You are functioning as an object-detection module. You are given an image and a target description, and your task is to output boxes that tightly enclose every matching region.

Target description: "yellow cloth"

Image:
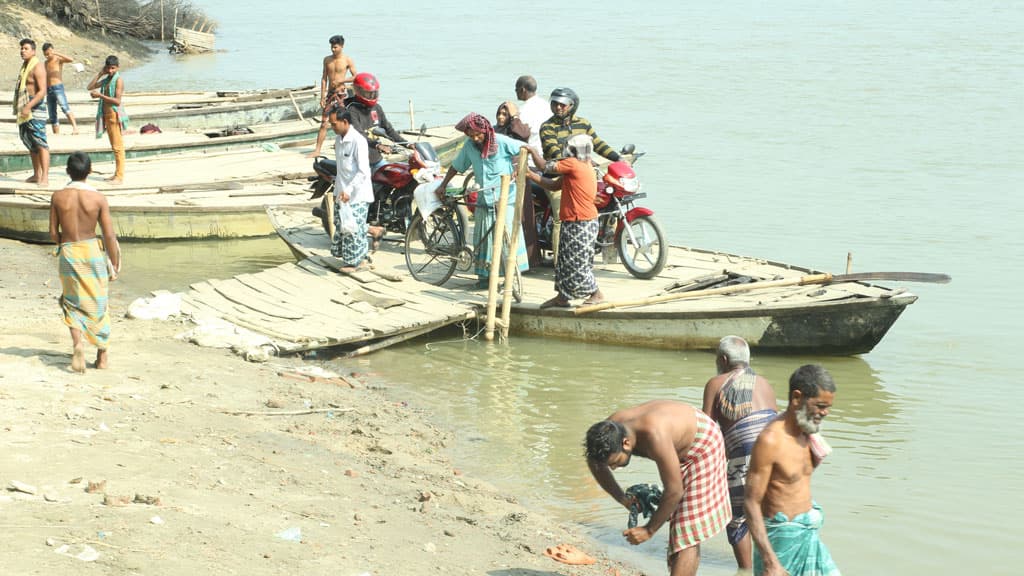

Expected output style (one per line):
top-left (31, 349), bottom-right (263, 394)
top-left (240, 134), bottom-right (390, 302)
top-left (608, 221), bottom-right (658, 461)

top-left (14, 56), bottom-right (38, 124)
top-left (58, 238), bottom-right (112, 349)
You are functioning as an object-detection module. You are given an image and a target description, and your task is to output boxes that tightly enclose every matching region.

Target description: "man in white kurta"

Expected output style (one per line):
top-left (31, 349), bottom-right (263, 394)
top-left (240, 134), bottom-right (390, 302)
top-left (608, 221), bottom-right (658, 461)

top-left (329, 108), bottom-right (374, 271)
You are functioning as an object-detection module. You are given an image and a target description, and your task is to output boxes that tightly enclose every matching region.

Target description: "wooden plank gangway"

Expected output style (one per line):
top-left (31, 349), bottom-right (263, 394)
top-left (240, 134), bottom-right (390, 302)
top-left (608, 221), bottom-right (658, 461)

top-left (178, 257), bottom-right (477, 356)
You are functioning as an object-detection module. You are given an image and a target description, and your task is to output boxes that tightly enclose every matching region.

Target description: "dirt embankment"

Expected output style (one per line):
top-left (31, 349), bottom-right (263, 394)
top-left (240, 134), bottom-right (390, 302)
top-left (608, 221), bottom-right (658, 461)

top-left (0, 237), bottom-right (636, 575)
top-left (0, 4), bottom-right (150, 88)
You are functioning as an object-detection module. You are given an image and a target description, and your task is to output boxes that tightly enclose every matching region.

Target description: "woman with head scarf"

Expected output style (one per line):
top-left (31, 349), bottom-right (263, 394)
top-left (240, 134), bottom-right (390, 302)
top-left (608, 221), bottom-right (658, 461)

top-left (436, 113), bottom-right (530, 289)
top-left (495, 100), bottom-right (539, 266)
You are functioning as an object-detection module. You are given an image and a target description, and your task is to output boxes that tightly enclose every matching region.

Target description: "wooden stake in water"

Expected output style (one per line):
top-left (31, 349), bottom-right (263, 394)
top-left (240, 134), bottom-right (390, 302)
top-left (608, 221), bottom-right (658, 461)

top-left (846, 251), bottom-right (853, 274)
top-left (499, 150), bottom-right (529, 341)
top-left (485, 174), bottom-right (512, 341)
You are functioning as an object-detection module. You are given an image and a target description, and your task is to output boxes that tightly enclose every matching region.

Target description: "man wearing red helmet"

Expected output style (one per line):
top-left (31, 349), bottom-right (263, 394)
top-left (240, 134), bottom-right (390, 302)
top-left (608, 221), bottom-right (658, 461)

top-left (308, 35), bottom-right (357, 158)
top-left (342, 72), bottom-right (408, 171)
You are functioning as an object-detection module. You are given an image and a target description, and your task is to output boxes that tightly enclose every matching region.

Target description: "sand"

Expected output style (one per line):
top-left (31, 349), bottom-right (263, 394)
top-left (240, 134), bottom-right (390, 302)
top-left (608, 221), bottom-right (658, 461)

top-left (0, 238), bottom-right (642, 575)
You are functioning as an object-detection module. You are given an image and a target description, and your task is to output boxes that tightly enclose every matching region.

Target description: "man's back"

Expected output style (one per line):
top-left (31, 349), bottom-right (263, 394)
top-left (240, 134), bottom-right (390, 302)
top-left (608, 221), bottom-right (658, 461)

top-left (611, 400), bottom-right (698, 459)
top-left (704, 369), bottom-right (777, 430)
top-left (51, 186), bottom-right (105, 242)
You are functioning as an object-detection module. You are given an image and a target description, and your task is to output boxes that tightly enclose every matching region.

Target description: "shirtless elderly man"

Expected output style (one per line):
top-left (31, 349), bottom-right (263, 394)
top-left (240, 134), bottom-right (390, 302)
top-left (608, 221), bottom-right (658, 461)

top-left (701, 335), bottom-right (778, 570)
top-left (309, 34), bottom-right (357, 157)
top-left (49, 152), bottom-right (120, 373)
top-left (744, 364), bottom-right (841, 576)
top-left (585, 400), bottom-right (730, 576)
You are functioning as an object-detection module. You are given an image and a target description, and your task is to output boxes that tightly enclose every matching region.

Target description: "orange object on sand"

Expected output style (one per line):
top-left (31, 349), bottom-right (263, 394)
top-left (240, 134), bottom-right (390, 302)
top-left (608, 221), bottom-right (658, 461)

top-left (543, 543), bottom-right (597, 565)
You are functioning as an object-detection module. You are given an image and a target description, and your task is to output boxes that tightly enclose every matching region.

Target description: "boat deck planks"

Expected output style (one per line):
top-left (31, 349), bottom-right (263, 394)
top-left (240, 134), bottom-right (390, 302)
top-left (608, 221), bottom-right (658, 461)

top-left (259, 205), bottom-right (919, 354)
top-left (179, 253), bottom-right (476, 354)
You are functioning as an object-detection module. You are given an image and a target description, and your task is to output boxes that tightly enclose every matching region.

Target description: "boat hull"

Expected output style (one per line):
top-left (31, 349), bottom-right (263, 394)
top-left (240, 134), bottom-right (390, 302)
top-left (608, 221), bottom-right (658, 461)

top-left (509, 293), bottom-right (917, 355)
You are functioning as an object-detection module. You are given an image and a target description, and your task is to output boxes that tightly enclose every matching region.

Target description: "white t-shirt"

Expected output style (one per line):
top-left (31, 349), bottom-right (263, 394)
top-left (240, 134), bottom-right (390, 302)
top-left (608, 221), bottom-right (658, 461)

top-left (518, 94), bottom-right (550, 160)
top-left (334, 128), bottom-right (374, 204)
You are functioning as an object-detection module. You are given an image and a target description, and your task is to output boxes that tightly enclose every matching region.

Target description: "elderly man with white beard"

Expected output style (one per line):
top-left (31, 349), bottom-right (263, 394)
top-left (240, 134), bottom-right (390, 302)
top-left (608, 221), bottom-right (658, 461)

top-left (744, 364), bottom-right (842, 576)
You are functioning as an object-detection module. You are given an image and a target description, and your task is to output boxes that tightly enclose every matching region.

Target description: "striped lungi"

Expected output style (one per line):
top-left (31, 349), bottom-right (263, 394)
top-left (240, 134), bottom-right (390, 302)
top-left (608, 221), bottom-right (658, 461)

top-left (669, 410), bottom-right (730, 554)
top-left (724, 409), bottom-right (778, 545)
top-left (57, 238), bottom-right (111, 348)
top-left (331, 200), bottom-right (370, 266)
top-left (554, 219), bottom-right (598, 299)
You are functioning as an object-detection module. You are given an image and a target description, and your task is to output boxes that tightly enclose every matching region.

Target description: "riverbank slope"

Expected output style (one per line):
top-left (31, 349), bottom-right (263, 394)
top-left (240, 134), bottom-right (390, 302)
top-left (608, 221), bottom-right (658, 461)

top-left (0, 237), bottom-right (636, 574)
top-left (1, 4), bottom-right (148, 87)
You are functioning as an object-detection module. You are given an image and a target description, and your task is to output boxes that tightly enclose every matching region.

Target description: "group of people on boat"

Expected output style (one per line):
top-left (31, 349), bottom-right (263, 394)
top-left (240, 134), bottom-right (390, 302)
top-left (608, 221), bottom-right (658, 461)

top-left (310, 35), bottom-right (630, 306)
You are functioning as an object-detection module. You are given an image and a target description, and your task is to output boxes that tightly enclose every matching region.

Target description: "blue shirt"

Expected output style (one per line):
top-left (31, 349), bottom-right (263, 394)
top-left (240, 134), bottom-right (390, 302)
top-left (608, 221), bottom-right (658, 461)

top-left (451, 133), bottom-right (522, 206)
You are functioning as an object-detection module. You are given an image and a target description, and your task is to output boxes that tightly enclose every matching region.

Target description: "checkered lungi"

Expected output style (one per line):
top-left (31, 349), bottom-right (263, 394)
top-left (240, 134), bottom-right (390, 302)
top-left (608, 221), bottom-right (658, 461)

top-left (331, 200), bottom-right (370, 266)
top-left (669, 410), bottom-right (730, 554)
top-left (554, 219), bottom-right (598, 299)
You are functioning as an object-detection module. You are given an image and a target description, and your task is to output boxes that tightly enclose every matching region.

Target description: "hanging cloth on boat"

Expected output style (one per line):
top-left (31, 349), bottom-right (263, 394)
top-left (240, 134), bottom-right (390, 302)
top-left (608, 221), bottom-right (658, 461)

top-left (95, 71), bottom-right (129, 139)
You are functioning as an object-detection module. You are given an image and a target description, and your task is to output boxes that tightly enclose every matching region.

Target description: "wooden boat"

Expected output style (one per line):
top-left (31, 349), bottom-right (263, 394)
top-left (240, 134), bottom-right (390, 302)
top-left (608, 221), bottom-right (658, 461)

top-left (1, 181), bottom-right (316, 243)
top-left (0, 145), bottom-right (320, 242)
top-left (0, 87), bottom-right (321, 130)
top-left (266, 206), bottom-right (919, 355)
top-left (171, 26), bottom-right (215, 54)
top-left (0, 118), bottom-right (319, 173)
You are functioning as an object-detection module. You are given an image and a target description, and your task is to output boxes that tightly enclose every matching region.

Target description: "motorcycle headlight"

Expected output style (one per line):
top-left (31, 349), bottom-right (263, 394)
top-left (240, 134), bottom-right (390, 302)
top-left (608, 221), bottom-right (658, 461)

top-left (620, 177), bottom-right (639, 193)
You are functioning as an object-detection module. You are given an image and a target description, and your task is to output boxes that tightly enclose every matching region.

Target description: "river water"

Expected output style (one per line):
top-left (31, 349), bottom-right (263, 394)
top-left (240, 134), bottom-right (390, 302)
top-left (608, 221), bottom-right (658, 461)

top-left (111, 1), bottom-right (1022, 573)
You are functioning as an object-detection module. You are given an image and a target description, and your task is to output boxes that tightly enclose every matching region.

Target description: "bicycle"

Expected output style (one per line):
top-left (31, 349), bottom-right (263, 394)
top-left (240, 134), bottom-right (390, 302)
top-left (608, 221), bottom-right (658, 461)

top-left (404, 188), bottom-right (524, 303)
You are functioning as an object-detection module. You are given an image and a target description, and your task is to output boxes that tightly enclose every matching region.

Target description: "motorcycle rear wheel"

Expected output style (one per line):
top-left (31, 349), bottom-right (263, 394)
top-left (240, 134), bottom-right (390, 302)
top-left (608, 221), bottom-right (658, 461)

top-left (617, 215), bottom-right (668, 279)
top-left (404, 209), bottom-right (464, 285)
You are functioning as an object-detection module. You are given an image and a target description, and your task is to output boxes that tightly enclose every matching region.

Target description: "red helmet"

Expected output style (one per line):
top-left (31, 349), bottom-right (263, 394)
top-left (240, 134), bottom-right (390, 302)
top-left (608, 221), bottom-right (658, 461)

top-left (353, 72), bottom-right (379, 107)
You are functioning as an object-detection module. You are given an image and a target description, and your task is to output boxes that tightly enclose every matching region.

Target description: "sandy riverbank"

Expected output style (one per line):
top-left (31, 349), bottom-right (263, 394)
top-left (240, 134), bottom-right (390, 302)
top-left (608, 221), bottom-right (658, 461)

top-left (0, 4), bottom-right (148, 88)
top-left (0, 237), bottom-right (641, 575)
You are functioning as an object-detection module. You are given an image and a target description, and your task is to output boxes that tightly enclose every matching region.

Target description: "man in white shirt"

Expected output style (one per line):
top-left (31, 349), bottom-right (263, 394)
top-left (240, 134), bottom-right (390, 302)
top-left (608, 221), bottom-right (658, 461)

top-left (329, 107), bottom-right (374, 272)
top-left (515, 75), bottom-right (549, 162)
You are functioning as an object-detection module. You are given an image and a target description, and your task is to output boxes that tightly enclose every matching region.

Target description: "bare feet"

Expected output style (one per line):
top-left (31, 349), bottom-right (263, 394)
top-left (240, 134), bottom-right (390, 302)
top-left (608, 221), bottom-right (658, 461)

top-left (105, 177), bottom-right (123, 185)
top-left (36, 180), bottom-right (49, 188)
top-left (582, 289), bottom-right (605, 305)
top-left (71, 342), bottom-right (86, 374)
top-left (25, 175), bottom-right (37, 183)
top-left (72, 128), bottom-right (80, 135)
top-left (95, 349), bottom-right (109, 370)
top-left (306, 150), bottom-right (322, 158)
top-left (539, 295), bottom-right (572, 309)
top-left (543, 544), bottom-right (596, 565)
top-left (339, 261), bottom-right (370, 274)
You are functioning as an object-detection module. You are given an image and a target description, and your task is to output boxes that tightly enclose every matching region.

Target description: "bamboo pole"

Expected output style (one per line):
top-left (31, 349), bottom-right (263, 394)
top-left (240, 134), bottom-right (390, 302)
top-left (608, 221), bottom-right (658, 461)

top-left (288, 91), bottom-right (304, 121)
top-left (499, 150), bottom-right (529, 341)
top-left (160, 0), bottom-right (165, 42)
top-left (484, 174), bottom-right (512, 341)
top-left (408, 99), bottom-right (415, 131)
top-left (575, 273), bottom-right (834, 315)
top-left (846, 252), bottom-right (853, 274)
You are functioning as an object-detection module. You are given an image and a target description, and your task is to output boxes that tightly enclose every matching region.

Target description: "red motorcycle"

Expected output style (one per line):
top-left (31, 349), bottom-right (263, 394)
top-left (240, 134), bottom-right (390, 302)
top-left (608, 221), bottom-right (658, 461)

top-left (309, 129), bottom-right (441, 237)
top-left (533, 149), bottom-right (668, 279)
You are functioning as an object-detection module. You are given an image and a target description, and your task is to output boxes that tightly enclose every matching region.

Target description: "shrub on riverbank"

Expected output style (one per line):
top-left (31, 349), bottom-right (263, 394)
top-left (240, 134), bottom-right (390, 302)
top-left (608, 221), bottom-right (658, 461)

top-left (30, 0), bottom-right (215, 41)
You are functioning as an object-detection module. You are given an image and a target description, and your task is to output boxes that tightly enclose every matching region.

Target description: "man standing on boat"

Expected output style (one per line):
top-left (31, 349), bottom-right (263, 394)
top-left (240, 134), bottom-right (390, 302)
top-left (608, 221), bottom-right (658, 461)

top-left (585, 400), bottom-right (730, 576)
top-left (42, 42), bottom-right (79, 135)
top-left (328, 107), bottom-right (373, 273)
top-left (88, 55), bottom-right (127, 184)
top-left (538, 87), bottom-right (622, 264)
top-left (308, 35), bottom-right (357, 158)
top-left (15, 38), bottom-right (50, 187)
top-left (701, 335), bottom-right (778, 571)
top-left (513, 75), bottom-right (548, 163)
top-left (745, 364), bottom-right (841, 576)
top-left (49, 151), bottom-right (120, 373)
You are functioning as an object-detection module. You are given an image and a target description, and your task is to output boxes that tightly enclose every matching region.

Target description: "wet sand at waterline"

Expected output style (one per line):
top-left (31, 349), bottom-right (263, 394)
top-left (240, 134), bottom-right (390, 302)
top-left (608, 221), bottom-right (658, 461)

top-left (0, 237), bottom-right (634, 575)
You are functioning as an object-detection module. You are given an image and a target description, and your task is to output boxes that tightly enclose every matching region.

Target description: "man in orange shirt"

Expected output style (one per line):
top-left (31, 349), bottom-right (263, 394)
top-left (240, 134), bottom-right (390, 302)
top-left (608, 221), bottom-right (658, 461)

top-left (526, 134), bottom-right (604, 308)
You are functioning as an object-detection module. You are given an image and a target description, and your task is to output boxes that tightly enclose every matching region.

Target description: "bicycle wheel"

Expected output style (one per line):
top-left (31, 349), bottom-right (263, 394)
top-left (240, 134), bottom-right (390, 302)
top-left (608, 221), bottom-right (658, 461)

top-left (404, 209), bottom-right (463, 285)
top-left (502, 229), bottom-right (524, 303)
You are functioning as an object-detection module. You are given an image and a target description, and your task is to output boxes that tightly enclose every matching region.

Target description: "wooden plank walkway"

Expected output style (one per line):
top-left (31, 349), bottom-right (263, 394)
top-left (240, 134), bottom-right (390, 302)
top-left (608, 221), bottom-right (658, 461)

top-left (178, 257), bottom-right (477, 355)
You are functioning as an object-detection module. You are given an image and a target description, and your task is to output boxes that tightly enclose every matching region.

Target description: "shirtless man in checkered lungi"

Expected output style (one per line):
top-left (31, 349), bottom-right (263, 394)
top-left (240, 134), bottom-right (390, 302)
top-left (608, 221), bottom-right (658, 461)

top-left (586, 401), bottom-right (730, 576)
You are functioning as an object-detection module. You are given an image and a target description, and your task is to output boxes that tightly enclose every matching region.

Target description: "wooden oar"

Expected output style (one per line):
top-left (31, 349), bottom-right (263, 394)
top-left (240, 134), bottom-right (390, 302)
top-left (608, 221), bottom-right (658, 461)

top-left (574, 271), bottom-right (951, 315)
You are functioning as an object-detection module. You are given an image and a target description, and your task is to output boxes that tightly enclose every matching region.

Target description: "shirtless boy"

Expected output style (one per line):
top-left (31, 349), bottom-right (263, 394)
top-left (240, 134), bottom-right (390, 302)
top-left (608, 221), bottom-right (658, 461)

top-left (585, 400), bottom-right (730, 576)
top-left (49, 152), bottom-right (120, 373)
top-left (15, 39), bottom-right (50, 187)
top-left (308, 34), bottom-right (357, 157)
top-left (744, 364), bottom-right (841, 576)
top-left (42, 42), bottom-right (79, 134)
